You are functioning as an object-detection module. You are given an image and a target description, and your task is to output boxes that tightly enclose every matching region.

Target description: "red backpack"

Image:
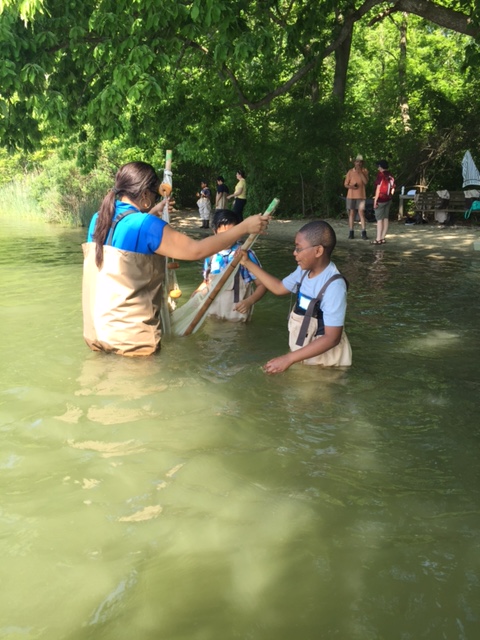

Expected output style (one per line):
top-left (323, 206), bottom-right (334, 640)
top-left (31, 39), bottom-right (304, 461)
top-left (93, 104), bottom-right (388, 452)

top-left (378, 172), bottom-right (395, 200)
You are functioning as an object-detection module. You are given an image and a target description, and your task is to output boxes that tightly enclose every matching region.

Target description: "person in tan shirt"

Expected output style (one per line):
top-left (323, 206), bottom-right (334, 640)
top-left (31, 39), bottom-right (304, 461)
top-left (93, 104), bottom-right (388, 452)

top-left (344, 155), bottom-right (369, 239)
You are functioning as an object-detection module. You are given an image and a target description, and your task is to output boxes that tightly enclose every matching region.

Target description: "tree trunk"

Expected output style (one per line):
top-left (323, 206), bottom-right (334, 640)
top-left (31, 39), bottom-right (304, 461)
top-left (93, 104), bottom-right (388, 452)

top-left (332, 24), bottom-right (353, 103)
top-left (398, 13), bottom-right (411, 133)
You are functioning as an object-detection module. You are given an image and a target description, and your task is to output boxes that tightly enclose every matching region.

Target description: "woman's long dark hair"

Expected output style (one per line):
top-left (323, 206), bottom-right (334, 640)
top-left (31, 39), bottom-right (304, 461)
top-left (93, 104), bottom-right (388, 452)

top-left (93, 161), bottom-right (159, 268)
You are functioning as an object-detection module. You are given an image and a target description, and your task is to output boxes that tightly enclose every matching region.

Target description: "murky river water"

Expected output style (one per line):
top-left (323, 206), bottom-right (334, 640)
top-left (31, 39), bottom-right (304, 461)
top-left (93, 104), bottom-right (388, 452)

top-left (1, 215), bottom-right (479, 639)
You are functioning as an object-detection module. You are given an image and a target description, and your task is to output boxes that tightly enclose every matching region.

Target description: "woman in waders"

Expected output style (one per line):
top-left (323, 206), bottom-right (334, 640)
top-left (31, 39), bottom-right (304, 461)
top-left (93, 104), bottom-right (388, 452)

top-left (82, 162), bottom-right (270, 356)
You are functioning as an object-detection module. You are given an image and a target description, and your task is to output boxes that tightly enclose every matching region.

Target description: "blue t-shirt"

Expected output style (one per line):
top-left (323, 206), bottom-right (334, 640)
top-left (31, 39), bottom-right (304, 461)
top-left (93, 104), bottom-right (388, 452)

top-left (203, 241), bottom-right (260, 284)
top-left (87, 201), bottom-right (167, 254)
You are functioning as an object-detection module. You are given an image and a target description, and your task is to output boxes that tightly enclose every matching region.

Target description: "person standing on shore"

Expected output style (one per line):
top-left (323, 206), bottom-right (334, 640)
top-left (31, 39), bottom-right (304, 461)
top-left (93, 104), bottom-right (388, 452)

top-left (344, 155), bottom-right (369, 240)
top-left (196, 180), bottom-right (212, 229)
top-left (215, 176), bottom-right (230, 212)
top-left (227, 170), bottom-right (247, 222)
top-left (372, 160), bottom-right (395, 245)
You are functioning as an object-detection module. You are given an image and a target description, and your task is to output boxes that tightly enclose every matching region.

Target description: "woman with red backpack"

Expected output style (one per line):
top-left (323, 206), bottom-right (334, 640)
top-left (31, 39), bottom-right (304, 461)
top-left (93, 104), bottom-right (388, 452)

top-left (372, 160), bottom-right (395, 245)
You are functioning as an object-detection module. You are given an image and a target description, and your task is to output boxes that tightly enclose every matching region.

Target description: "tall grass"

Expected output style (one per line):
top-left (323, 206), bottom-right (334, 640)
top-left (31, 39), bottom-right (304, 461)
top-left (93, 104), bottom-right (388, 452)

top-left (0, 158), bottom-right (113, 227)
top-left (0, 177), bottom-right (106, 226)
top-left (2, 179), bottom-right (43, 220)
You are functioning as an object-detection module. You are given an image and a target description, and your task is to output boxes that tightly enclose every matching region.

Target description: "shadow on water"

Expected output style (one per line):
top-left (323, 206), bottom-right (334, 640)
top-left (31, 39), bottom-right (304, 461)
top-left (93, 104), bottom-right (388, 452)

top-left (1, 216), bottom-right (480, 639)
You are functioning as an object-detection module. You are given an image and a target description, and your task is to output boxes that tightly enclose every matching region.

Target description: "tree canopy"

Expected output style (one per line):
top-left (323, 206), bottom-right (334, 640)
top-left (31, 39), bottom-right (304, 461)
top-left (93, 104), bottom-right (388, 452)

top-left (1, 0), bottom-right (480, 215)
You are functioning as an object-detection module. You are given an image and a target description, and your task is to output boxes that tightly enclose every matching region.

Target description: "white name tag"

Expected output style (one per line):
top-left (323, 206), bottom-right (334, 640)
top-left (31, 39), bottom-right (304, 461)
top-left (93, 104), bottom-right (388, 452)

top-left (298, 293), bottom-right (312, 311)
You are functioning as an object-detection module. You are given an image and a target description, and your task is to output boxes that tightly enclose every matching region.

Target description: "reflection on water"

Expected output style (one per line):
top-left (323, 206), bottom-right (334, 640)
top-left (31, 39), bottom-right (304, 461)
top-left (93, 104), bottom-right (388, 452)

top-left (1, 216), bottom-right (480, 639)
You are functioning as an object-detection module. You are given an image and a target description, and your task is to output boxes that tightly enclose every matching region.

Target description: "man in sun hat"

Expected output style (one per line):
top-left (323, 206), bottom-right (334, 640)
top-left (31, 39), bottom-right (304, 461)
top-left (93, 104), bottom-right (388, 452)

top-left (344, 154), bottom-right (369, 240)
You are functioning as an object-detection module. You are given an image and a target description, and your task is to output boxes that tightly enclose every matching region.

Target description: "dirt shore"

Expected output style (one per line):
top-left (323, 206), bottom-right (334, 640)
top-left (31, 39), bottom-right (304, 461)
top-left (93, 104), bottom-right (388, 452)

top-left (171, 209), bottom-right (480, 256)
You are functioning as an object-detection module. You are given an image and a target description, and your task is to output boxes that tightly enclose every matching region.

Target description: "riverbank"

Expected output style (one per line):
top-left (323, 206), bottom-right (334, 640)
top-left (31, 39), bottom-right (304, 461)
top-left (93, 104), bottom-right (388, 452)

top-left (170, 209), bottom-right (480, 256)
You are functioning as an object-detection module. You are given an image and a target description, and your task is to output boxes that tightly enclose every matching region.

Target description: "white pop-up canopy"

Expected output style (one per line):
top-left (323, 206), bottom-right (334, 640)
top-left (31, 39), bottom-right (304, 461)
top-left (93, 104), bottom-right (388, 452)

top-left (462, 150), bottom-right (480, 188)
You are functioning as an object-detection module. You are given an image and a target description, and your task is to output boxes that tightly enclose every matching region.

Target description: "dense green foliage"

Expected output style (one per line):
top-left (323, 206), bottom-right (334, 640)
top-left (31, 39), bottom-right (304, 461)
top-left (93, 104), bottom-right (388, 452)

top-left (1, 0), bottom-right (480, 221)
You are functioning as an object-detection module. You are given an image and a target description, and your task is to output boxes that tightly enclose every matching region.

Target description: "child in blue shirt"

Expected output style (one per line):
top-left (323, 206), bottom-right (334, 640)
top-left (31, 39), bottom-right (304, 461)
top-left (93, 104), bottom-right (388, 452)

top-left (194, 210), bottom-right (266, 322)
top-left (240, 220), bottom-right (352, 373)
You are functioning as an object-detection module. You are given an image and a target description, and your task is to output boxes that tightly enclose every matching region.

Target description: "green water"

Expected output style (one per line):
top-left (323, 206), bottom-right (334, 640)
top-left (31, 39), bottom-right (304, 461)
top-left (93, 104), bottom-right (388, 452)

top-left (1, 216), bottom-right (479, 639)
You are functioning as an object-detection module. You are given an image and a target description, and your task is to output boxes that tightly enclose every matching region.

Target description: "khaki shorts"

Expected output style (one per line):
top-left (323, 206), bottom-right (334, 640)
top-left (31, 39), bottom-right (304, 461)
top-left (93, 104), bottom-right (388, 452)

top-left (374, 200), bottom-right (391, 221)
top-left (346, 198), bottom-right (366, 211)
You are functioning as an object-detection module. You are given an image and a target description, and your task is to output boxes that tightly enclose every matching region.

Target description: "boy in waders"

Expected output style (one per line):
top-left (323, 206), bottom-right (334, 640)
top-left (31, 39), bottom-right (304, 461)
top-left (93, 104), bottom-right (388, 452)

top-left (193, 210), bottom-right (267, 322)
top-left (239, 220), bottom-right (352, 374)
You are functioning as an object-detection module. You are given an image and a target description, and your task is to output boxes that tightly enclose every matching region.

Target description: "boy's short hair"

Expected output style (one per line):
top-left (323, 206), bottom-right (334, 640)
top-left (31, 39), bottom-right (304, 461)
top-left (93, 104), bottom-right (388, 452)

top-left (213, 209), bottom-right (239, 231)
top-left (298, 221), bottom-right (336, 257)
top-left (216, 176), bottom-right (225, 182)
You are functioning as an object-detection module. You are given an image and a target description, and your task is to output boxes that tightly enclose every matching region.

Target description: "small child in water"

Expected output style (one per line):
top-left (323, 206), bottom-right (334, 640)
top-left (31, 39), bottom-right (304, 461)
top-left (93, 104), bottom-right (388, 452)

top-left (240, 220), bottom-right (352, 373)
top-left (194, 210), bottom-right (266, 322)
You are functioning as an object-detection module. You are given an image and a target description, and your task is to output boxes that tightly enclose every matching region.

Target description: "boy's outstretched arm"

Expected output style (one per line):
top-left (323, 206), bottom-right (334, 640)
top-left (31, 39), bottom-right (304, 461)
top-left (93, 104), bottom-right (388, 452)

top-left (234, 283), bottom-right (267, 314)
top-left (263, 325), bottom-right (343, 375)
top-left (239, 251), bottom-right (290, 296)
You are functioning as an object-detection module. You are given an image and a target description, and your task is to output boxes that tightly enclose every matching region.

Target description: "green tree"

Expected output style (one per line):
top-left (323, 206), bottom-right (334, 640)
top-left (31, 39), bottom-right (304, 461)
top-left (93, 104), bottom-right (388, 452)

top-left (1, 0), bottom-right (479, 216)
